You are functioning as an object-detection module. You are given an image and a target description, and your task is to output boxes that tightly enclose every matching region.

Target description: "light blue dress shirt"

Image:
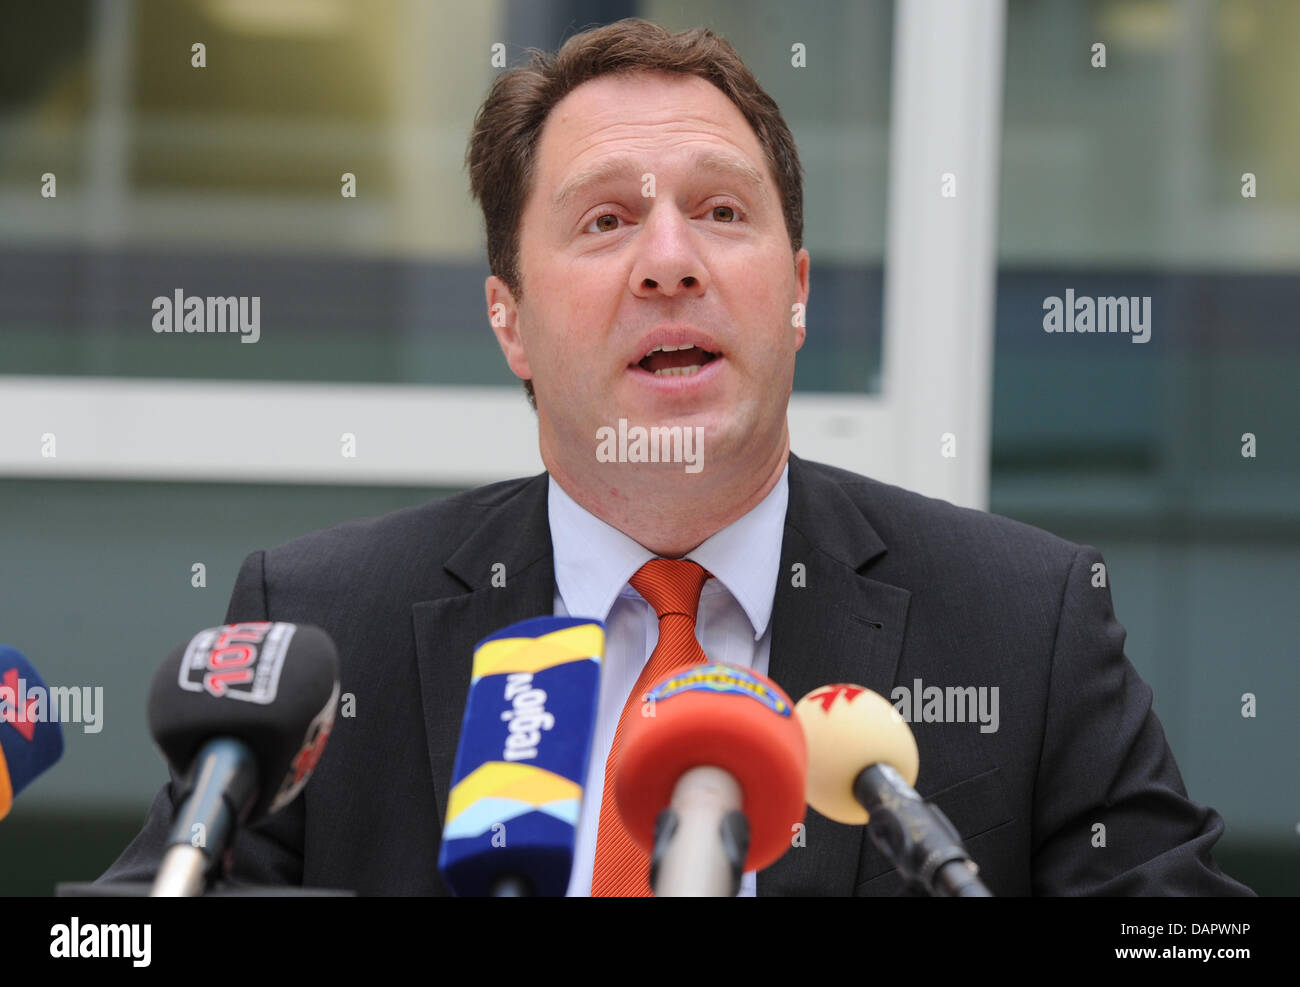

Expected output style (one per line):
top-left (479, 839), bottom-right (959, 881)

top-left (550, 464), bottom-right (790, 897)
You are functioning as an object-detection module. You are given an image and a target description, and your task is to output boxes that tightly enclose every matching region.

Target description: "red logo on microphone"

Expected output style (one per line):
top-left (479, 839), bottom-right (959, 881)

top-left (290, 721), bottom-right (331, 785)
top-left (804, 684), bottom-right (865, 714)
top-left (0, 668), bottom-right (38, 742)
top-left (179, 622), bottom-right (293, 704)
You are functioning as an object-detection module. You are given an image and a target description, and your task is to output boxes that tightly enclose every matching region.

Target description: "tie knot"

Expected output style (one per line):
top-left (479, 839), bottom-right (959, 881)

top-left (629, 558), bottom-right (710, 621)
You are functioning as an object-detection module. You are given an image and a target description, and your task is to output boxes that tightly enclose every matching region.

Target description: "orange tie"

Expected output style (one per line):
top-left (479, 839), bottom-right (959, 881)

top-left (590, 558), bottom-right (710, 896)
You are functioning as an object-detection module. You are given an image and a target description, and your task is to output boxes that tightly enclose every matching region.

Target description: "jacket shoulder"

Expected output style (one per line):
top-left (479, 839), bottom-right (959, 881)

top-left (249, 474), bottom-right (544, 608)
top-left (797, 458), bottom-right (1083, 567)
top-left (272, 475), bottom-right (535, 557)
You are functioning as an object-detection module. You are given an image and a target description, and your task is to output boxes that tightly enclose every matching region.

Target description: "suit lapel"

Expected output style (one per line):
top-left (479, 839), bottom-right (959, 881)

top-left (758, 455), bottom-right (912, 896)
top-left (412, 474), bottom-right (556, 826)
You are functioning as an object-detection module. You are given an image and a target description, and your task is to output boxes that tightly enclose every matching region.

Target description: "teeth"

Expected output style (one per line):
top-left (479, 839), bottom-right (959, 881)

top-left (652, 365), bottom-right (703, 378)
top-left (644, 343), bottom-right (700, 358)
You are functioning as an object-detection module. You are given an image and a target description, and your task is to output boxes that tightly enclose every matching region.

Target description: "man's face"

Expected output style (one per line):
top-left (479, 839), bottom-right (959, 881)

top-left (488, 71), bottom-right (809, 478)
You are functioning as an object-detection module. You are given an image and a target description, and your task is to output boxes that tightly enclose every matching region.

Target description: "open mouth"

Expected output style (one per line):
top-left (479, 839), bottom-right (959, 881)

top-left (632, 344), bottom-right (721, 378)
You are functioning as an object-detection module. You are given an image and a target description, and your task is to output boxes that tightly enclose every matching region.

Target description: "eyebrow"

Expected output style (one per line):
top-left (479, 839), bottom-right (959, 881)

top-left (551, 150), bottom-right (771, 215)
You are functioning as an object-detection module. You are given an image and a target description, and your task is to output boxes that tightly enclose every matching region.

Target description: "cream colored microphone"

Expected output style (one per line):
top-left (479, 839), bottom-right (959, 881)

top-left (795, 684), bottom-right (991, 897)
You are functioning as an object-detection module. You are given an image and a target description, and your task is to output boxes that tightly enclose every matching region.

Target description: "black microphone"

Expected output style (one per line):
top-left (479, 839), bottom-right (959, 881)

top-left (852, 763), bottom-right (990, 897)
top-left (146, 622), bottom-right (339, 896)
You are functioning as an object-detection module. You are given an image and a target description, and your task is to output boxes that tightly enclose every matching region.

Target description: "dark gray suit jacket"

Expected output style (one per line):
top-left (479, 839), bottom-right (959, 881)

top-left (101, 455), bottom-right (1253, 895)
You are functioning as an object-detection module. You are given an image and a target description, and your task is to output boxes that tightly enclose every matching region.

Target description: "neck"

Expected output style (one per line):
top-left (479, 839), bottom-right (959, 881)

top-left (545, 432), bottom-right (790, 558)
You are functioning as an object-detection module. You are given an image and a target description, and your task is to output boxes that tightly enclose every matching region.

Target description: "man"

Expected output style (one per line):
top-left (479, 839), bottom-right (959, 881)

top-left (101, 18), bottom-right (1252, 896)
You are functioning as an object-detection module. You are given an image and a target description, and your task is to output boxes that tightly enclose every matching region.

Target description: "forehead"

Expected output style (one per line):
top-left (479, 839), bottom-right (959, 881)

top-left (531, 71), bottom-right (774, 209)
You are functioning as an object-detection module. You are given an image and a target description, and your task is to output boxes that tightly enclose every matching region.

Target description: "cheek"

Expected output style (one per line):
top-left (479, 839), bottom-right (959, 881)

top-left (729, 262), bottom-right (800, 352)
top-left (560, 296), bottom-right (617, 358)
top-left (736, 244), bottom-right (793, 301)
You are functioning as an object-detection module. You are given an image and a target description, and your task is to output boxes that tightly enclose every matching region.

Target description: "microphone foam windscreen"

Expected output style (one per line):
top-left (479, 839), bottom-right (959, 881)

top-left (615, 662), bottom-right (806, 872)
top-left (0, 646), bottom-right (65, 820)
top-left (440, 616), bottom-right (604, 897)
top-left (795, 684), bottom-right (919, 824)
top-left (147, 622), bottom-right (339, 820)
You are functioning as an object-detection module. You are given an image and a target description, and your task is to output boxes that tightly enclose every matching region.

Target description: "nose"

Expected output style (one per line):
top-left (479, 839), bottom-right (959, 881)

top-left (628, 207), bottom-right (708, 299)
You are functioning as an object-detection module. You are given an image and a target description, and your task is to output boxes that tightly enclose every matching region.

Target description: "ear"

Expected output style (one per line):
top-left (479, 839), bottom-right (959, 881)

top-left (485, 275), bottom-right (533, 381)
top-left (792, 248), bottom-right (811, 351)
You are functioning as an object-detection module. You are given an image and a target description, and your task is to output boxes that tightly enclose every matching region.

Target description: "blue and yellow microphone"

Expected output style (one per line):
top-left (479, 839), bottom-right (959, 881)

top-left (438, 616), bottom-right (604, 896)
top-left (0, 646), bottom-right (65, 822)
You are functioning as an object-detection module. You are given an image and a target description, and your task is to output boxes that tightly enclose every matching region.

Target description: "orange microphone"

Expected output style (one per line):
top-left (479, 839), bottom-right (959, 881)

top-left (615, 662), bottom-right (806, 896)
top-left (795, 684), bottom-right (992, 897)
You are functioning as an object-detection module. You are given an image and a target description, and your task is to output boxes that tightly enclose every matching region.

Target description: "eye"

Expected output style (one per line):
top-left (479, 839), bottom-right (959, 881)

top-left (582, 201), bottom-right (744, 234)
top-left (585, 212), bottom-right (623, 234)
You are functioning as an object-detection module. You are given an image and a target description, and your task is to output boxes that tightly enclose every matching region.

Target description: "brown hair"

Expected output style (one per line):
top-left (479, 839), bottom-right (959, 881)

top-left (465, 17), bottom-right (805, 408)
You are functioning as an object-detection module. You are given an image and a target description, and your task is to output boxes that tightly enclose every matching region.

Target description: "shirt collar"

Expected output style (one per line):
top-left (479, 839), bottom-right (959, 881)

top-left (547, 464), bottom-right (789, 641)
